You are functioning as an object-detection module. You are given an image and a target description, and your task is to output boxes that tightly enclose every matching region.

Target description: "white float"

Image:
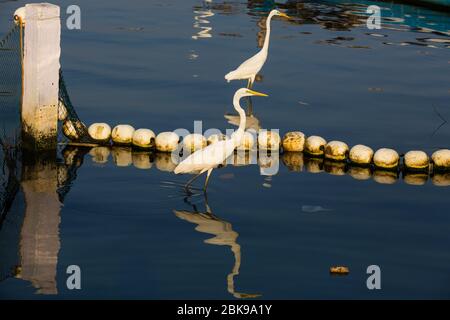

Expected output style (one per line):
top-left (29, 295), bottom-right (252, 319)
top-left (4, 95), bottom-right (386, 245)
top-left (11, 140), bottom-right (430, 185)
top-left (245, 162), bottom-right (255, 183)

top-left (62, 119), bottom-right (82, 141)
top-left (88, 123), bottom-right (112, 143)
top-left (182, 134), bottom-right (207, 153)
top-left (155, 132), bottom-right (180, 152)
top-left (431, 149), bottom-right (450, 170)
top-left (237, 131), bottom-right (255, 151)
top-left (324, 141), bottom-right (349, 161)
top-left (373, 148), bottom-right (399, 169)
top-left (258, 130), bottom-right (281, 150)
top-left (349, 145), bottom-right (374, 165)
top-left (112, 124), bottom-right (135, 145)
top-left (207, 134), bottom-right (228, 145)
top-left (132, 129), bottom-right (155, 149)
top-left (58, 102), bottom-right (68, 121)
top-left (404, 150), bottom-right (429, 170)
top-left (304, 136), bottom-right (326, 156)
top-left (282, 131), bottom-right (305, 152)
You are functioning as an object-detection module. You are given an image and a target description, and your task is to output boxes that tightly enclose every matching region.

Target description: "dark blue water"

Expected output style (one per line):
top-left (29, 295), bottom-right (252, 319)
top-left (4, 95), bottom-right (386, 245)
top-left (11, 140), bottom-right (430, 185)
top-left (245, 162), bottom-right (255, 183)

top-left (0, 0), bottom-right (449, 299)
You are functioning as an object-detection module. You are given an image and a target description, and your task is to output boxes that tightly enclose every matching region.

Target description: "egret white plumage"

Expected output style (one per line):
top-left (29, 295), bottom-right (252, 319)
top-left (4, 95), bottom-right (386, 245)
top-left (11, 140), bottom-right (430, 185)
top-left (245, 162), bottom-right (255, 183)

top-left (174, 88), bottom-right (268, 192)
top-left (224, 9), bottom-right (290, 88)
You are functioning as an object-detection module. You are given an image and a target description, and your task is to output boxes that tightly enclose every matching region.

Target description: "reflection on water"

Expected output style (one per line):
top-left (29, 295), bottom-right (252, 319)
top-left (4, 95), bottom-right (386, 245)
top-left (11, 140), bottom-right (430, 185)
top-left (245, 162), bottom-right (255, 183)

top-left (0, 0), bottom-right (449, 299)
top-left (19, 153), bottom-right (62, 295)
top-left (174, 195), bottom-right (261, 299)
top-left (0, 148), bottom-right (85, 294)
top-left (192, 2), bottom-right (215, 40)
top-left (225, 97), bottom-right (262, 131)
top-left (210, 0), bottom-right (450, 48)
top-left (85, 146), bottom-right (450, 187)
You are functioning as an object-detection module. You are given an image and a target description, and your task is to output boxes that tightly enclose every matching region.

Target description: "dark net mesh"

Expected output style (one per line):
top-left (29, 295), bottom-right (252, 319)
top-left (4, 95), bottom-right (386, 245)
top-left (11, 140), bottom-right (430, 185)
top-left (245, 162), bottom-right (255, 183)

top-left (0, 23), bottom-right (22, 282)
top-left (58, 70), bottom-right (98, 145)
top-left (0, 23), bottom-right (22, 149)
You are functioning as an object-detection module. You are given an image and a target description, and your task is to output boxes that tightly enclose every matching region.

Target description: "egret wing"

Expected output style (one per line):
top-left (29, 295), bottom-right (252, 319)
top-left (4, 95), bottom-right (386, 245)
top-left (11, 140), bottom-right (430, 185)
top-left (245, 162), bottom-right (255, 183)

top-left (174, 140), bottom-right (234, 174)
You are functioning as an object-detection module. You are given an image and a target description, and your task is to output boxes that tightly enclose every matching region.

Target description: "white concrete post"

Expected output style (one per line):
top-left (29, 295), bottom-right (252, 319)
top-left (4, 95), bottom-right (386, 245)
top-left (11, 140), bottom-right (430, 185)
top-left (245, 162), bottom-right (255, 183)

top-left (21, 3), bottom-right (61, 151)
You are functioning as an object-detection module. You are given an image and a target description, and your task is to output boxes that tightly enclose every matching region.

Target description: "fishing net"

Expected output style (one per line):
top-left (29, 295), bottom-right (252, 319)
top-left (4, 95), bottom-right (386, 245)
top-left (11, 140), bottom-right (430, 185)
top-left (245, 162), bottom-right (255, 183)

top-left (58, 70), bottom-right (99, 145)
top-left (0, 23), bottom-right (22, 222)
top-left (0, 23), bottom-right (22, 282)
top-left (0, 23), bottom-right (22, 150)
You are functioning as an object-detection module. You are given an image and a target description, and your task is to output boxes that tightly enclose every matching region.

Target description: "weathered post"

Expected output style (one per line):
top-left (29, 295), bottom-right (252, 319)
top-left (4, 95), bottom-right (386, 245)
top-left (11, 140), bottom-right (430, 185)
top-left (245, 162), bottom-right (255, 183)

top-left (21, 3), bottom-right (60, 151)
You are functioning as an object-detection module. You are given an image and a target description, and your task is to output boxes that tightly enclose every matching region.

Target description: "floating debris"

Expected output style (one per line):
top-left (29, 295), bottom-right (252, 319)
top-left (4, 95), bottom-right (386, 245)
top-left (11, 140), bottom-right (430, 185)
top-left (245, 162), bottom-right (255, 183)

top-left (330, 266), bottom-right (349, 275)
top-left (302, 205), bottom-right (332, 213)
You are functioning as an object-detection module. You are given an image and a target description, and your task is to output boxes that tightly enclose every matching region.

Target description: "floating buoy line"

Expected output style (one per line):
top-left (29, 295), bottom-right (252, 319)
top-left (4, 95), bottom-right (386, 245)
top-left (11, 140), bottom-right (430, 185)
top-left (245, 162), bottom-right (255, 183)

top-left (59, 119), bottom-right (450, 187)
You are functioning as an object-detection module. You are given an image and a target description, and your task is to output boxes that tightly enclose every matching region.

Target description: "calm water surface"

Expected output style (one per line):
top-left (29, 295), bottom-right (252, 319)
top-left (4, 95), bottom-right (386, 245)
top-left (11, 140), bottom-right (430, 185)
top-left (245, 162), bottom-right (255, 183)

top-left (0, 0), bottom-right (449, 299)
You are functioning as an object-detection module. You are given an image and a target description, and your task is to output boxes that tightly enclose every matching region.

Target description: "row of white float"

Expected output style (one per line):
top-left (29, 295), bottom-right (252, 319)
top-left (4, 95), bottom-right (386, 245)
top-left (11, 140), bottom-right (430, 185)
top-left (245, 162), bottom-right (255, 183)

top-left (63, 122), bottom-right (450, 172)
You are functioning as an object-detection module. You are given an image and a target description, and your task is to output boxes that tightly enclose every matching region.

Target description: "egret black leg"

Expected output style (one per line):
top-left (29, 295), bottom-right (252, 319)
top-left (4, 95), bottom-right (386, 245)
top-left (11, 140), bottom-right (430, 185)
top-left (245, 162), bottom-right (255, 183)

top-left (203, 169), bottom-right (213, 192)
top-left (184, 172), bottom-right (202, 193)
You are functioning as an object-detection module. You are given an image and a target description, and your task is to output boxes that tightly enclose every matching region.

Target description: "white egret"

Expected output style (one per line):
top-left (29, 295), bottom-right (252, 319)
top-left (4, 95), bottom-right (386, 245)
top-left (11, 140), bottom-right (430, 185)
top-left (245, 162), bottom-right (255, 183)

top-left (224, 9), bottom-right (291, 88)
top-left (174, 88), bottom-right (268, 192)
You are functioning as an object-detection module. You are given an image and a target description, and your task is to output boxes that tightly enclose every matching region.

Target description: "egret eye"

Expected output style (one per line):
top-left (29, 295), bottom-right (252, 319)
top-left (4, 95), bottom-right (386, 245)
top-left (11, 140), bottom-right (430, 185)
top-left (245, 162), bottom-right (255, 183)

top-left (14, 15), bottom-right (19, 21)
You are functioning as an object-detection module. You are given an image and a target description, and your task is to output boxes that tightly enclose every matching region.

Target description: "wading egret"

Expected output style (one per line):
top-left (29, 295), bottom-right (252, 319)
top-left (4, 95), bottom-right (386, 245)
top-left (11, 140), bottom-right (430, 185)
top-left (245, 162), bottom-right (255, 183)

top-left (174, 88), bottom-right (268, 192)
top-left (224, 9), bottom-right (290, 88)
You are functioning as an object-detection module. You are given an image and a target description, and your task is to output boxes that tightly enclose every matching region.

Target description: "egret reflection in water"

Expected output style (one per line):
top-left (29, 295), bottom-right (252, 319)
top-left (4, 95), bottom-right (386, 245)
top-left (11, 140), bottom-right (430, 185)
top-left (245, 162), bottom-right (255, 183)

top-left (192, 1), bottom-right (215, 40)
top-left (174, 195), bottom-right (261, 299)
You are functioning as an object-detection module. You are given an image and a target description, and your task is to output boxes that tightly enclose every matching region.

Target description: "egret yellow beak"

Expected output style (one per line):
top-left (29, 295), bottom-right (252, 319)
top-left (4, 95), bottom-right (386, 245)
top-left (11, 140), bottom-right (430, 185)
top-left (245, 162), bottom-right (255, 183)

top-left (278, 12), bottom-right (291, 19)
top-left (246, 89), bottom-right (268, 97)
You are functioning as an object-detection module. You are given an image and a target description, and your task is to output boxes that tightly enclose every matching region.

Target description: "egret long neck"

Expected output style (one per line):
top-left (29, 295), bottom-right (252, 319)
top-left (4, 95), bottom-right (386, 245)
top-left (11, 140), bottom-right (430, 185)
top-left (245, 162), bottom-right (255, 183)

top-left (232, 95), bottom-right (246, 146)
top-left (262, 13), bottom-right (273, 53)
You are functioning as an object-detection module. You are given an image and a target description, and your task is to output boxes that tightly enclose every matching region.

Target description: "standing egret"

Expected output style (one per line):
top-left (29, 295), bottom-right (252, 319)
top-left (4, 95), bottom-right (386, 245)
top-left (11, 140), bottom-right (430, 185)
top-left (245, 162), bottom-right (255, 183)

top-left (174, 88), bottom-right (268, 192)
top-left (224, 10), bottom-right (291, 88)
